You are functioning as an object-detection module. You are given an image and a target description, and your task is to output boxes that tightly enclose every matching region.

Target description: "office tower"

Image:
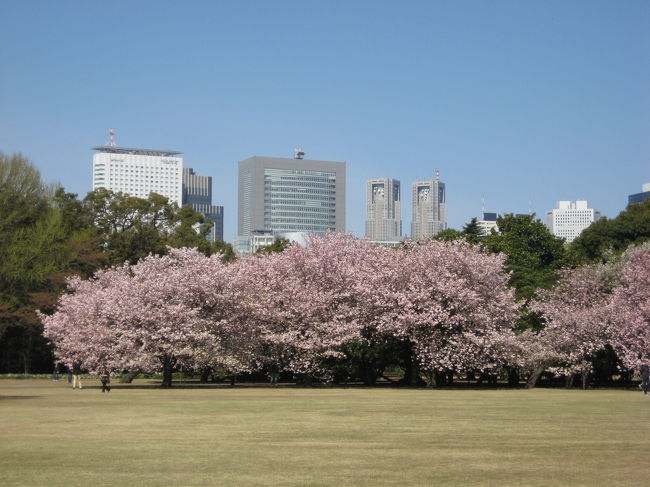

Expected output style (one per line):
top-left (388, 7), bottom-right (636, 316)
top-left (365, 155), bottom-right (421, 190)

top-left (411, 174), bottom-right (446, 240)
top-left (628, 183), bottom-right (650, 206)
top-left (365, 178), bottom-right (402, 243)
top-left (477, 212), bottom-right (498, 236)
top-left (92, 142), bottom-right (183, 206)
top-left (546, 200), bottom-right (601, 243)
top-left (183, 168), bottom-right (224, 242)
top-left (237, 152), bottom-right (345, 253)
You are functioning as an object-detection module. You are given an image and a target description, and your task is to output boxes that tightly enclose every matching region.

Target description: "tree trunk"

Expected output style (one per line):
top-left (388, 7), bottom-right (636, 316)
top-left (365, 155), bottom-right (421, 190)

top-left (21, 333), bottom-right (33, 375)
top-left (525, 366), bottom-right (545, 389)
top-left (446, 371), bottom-right (454, 385)
top-left (507, 368), bottom-right (520, 387)
top-left (425, 370), bottom-right (436, 388)
top-left (401, 342), bottom-right (420, 386)
top-left (200, 367), bottom-right (211, 384)
top-left (160, 356), bottom-right (175, 388)
top-left (119, 370), bottom-right (139, 383)
top-left (581, 372), bottom-right (588, 390)
top-left (565, 374), bottom-right (575, 388)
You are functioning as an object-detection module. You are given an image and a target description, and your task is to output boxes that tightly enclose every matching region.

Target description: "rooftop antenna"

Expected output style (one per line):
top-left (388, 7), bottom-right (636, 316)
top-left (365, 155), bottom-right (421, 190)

top-left (294, 147), bottom-right (305, 159)
top-left (106, 128), bottom-right (116, 147)
top-left (435, 168), bottom-right (440, 181)
top-left (481, 194), bottom-right (485, 216)
top-left (528, 198), bottom-right (533, 215)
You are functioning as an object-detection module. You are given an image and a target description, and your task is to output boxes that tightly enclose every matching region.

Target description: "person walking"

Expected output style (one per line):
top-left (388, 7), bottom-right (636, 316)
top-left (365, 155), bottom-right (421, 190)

top-left (51, 363), bottom-right (60, 382)
top-left (100, 367), bottom-right (111, 393)
top-left (72, 361), bottom-right (83, 389)
top-left (641, 359), bottom-right (649, 396)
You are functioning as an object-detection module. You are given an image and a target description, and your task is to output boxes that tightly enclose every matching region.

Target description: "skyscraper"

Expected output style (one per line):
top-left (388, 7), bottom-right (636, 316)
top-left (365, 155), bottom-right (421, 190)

top-left (411, 175), bottom-right (446, 240)
top-left (365, 178), bottom-right (402, 243)
top-left (546, 200), bottom-right (601, 243)
top-left (92, 145), bottom-right (183, 206)
top-left (237, 152), bottom-right (345, 252)
top-left (183, 167), bottom-right (224, 242)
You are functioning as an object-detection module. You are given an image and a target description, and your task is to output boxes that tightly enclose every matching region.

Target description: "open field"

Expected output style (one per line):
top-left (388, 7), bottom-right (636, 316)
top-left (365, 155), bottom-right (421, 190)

top-left (1, 380), bottom-right (649, 487)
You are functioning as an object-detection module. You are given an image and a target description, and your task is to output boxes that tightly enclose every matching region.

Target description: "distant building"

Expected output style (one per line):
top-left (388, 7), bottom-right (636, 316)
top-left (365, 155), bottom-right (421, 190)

top-left (237, 151), bottom-right (345, 253)
top-left (546, 200), bottom-right (601, 243)
top-left (628, 183), bottom-right (650, 206)
top-left (182, 168), bottom-right (224, 241)
top-left (235, 230), bottom-right (310, 255)
top-left (365, 178), bottom-right (402, 243)
top-left (92, 145), bottom-right (183, 206)
top-left (477, 212), bottom-right (498, 236)
top-left (411, 175), bottom-right (446, 240)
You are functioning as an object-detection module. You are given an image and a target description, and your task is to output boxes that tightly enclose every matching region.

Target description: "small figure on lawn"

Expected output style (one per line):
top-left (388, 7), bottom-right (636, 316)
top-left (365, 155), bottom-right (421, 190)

top-left (71, 361), bottom-right (83, 389)
top-left (100, 367), bottom-right (111, 393)
top-left (640, 358), bottom-right (649, 396)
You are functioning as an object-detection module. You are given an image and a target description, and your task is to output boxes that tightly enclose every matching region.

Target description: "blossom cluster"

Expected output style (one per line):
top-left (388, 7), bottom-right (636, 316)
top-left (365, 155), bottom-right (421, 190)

top-left (41, 234), bottom-right (520, 379)
top-left (40, 234), bottom-right (650, 382)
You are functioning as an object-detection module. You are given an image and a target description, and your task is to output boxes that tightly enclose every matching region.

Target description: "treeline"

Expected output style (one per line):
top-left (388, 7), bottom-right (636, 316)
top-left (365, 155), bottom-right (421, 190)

top-left (0, 152), bottom-right (234, 373)
top-left (4, 151), bottom-right (650, 386)
top-left (41, 234), bottom-right (650, 389)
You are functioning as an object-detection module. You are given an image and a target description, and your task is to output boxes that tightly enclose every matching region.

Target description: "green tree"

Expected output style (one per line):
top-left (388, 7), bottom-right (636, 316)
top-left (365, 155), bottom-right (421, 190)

top-left (82, 189), bottom-right (229, 265)
top-left (462, 217), bottom-right (484, 244)
top-left (569, 199), bottom-right (650, 262)
top-left (484, 214), bottom-right (566, 302)
top-left (0, 153), bottom-right (71, 373)
top-left (255, 236), bottom-right (291, 254)
top-left (432, 228), bottom-right (463, 242)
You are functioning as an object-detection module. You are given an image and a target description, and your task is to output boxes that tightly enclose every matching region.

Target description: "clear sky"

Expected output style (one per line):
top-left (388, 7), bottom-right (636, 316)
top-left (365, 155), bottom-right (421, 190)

top-left (1, 0), bottom-right (649, 242)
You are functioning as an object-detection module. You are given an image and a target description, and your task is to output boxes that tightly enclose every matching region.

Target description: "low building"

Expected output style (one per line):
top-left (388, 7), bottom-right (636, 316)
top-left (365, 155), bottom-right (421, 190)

top-left (546, 200), bottom-right (601, 243)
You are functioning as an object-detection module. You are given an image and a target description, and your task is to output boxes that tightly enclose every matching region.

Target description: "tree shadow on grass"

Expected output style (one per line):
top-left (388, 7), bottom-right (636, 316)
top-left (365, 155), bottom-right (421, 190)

top-left (0, 395), bottom-right (41, 400)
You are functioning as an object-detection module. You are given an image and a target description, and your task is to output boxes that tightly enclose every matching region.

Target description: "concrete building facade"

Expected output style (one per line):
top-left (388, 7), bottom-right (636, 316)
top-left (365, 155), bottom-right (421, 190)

top-left (365, 178), bottom-right (402, 243)
top-left (477, 212), bottom-right (499, 236)
top-left (411, 177), bottom-right (446, 240)
top-left (92, 146), bottom-right (183, 206)
top-left (238, 154), bottom-right (346, 249)
top-left (546, 200), bottom-right (601, 243)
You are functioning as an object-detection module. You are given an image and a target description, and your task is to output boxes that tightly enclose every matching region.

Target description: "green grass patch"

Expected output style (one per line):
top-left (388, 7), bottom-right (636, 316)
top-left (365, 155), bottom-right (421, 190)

top-left (1, 380), bottom-right (648, 486)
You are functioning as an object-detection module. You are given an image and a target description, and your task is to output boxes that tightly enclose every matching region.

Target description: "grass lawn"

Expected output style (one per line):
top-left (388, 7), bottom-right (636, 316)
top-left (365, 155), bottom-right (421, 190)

top-left (1, 380), bottom-right (649, 487)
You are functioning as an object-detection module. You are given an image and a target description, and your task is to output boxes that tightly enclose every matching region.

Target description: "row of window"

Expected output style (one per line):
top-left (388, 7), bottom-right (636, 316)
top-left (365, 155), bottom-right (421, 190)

top-left (265, 181), bottom-right (336, 189)
top-left (265, 217), bottom-right (335, 224)
top-left (269, 224), bottom-right (335, 232)
top-left (264, 206), bottom-right (335, 213)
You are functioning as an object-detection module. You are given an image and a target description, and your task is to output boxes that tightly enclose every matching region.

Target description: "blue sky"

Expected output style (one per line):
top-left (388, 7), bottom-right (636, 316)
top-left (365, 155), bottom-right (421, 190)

top-left (1, 1), bottom-right (649, 242)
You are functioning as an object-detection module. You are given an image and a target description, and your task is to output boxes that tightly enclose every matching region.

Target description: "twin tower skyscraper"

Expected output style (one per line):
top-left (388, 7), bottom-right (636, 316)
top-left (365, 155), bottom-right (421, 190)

top-left (365, 176), bottom-right (446, 243)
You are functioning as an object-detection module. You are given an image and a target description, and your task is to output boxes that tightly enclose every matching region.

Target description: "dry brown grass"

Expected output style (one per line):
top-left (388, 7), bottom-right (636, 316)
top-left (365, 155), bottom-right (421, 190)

top-left (1, 379), bottom-right (649, 486)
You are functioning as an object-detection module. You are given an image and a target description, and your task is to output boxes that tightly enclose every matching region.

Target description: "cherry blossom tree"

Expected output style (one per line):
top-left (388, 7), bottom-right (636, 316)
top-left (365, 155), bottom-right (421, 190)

top-left (41, 248), bottom-right (238, 387)
top-left (608, 249), bottom-right (650, 372)
top-left (373, 239), bottom-right (520, 386)
top-left (525, 242), bottom-right (650, 388)
top-left (234, 233), bottom-right (385, 381)
top-left (525, 265), bottom-right (613, 388)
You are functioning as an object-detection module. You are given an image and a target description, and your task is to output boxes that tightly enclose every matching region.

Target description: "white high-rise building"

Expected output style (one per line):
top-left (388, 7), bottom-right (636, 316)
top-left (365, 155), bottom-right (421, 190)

top-left (546, 200), bottom-right (601, 243)
top-left (411, 176), bottom-right (446, 240)
top-left (365, 178), bottom-right (402, 243)
top-left (92, 145), bottom-right (183, 206)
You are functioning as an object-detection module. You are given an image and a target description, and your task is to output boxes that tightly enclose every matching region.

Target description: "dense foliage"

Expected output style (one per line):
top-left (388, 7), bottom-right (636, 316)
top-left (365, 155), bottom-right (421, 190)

top-left (0, 152), bottom-right (234, 373)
